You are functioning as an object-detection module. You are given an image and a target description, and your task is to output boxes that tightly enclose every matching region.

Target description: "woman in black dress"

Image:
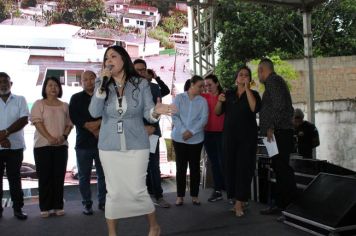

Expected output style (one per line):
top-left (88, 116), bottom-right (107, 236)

top-left (215, 66), bottom-right (261, 217)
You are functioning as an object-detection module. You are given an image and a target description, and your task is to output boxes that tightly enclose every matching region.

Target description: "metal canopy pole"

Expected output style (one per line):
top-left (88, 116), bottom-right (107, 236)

top-left (302, 10), bottom-right (315, 124)
top-left (188, 0), bottom-right (215, 77)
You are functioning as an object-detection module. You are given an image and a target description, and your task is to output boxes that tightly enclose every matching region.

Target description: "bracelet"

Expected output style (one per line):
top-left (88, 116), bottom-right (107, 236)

top-left (4, 129), bottom-right (9, 136)
top-left (62, 134), bottom-right (68, 140)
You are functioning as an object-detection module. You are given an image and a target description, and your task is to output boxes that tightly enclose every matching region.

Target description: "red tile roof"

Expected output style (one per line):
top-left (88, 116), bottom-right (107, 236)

top-left (129, 5), bottom-right (158, 12)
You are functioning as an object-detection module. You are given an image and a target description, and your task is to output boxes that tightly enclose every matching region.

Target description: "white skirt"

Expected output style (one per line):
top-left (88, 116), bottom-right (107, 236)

top-left (99, 149), bottom-right (155, 219)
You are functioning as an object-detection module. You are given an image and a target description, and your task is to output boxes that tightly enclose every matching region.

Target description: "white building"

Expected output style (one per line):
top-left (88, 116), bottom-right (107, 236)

top-left (122, 13), bottom-right (156, 29)
top-left (41, 1), bottom-right (58, 12)
top-left (117, 34), bottom-right (160, 58)
top-left (0, 24), bottom-right (105, 63)
top-left (120, 5), bottom-right (160, 29)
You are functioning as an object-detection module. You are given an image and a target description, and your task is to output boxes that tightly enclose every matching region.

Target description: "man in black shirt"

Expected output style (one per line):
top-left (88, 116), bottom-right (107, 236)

top-left (69, 70), bottom-right (106, 215)
top-left (258, 58), bottom-right (297, 218)
top-left (293, 108), bottom-right (320, 159)
top-left (134, 59), bottom-right (171, 208)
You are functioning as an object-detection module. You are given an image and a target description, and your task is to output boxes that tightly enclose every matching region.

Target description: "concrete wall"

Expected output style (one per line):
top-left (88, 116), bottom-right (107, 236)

top-left (288, 55), bottom-right (356, 103)
top-left (286, 56), bottom-right (356, 171)
top-left (294, 100), bottom-right (356, 171)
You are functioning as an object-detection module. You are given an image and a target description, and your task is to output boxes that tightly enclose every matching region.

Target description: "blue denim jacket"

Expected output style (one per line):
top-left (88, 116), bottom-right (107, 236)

top-left (89, 77), bottom-right (157, 151)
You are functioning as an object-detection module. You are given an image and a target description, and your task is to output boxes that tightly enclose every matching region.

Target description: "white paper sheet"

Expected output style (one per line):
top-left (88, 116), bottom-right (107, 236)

top-left (149, 134), bottom-right (160, 153)
top-left (262, 135), bottom-right (279, 157)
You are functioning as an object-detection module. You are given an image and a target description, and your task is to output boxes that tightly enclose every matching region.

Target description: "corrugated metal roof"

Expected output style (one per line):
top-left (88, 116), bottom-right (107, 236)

top-left (0, 24), bottom-right (82, 48)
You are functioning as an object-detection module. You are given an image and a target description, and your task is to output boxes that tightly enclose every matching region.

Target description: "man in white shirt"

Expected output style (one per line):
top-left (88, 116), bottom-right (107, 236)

top-left (0, 72), bottom-right (29, 220)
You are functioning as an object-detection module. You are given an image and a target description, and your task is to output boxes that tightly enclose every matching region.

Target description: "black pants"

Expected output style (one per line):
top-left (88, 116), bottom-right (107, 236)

top-left (146, 143), bottom-right (163, 200)
top-left (0, 149), bottom-right (24, 211)
top-left (34, 145), bottom-right (68, 211)
top-left (173, 141), bottom-right (203, 197)
top-left (225, 139), bottom-right (256, 202)
top-left (272, 129), bottom-right (298, 209)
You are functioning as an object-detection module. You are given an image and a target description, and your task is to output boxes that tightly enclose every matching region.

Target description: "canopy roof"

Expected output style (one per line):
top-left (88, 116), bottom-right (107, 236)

top-left (240, 0), bottom-right (326, 10)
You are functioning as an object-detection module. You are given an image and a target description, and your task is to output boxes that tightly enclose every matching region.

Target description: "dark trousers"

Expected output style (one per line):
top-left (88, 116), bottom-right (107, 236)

top-left (0, 149), bottom-right (24, 211)
top-left (173, 141), bottom-right (203, 197)
top-left (204, 132), bottom-right (225, 191)
top-left (225, 140), bottom-right (256, 202)
top-left (272, 129), bottom-right (298, 209)
top-left (146, 143), bottom-right (163, 200)
top-left (34, 146), bottom-right (68, 211)
top-left (75, 148), bottom-right (106, 206)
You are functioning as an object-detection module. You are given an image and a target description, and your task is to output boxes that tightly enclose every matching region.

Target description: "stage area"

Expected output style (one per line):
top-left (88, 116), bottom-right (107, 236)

top-left (0, 187), bottom-right (310, 236)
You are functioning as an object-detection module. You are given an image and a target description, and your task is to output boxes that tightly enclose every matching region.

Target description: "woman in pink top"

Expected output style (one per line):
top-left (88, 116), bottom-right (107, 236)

top-left (201, 74), bottom-right (225, 202)
top-left (30, 77), bottom-right (73, 218)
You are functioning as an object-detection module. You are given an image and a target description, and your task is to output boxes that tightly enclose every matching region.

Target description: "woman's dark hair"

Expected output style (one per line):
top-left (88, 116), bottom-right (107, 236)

top-left (190, 75), bottom-right (203, 84)
top-left (184, 75), bottom-right (203, 92)
top-left (103, 45), bottom-right (141, 105)
top-left (235, 65), bottom-right (252, 82)
top-left (204, 74), bottom-right (223, 93)
top-left (42, 76), bottom-right (62, 99)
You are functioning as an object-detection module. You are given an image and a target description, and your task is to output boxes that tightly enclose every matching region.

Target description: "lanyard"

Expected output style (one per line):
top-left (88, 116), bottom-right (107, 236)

top-left (113, 81), bottom-right (126, 115)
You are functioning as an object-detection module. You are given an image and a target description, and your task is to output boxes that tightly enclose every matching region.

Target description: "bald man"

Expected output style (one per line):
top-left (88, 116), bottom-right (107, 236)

top-left (69, 71), bottom-right (106, 215)
top-left (258, 58), bottom-right (297, 220)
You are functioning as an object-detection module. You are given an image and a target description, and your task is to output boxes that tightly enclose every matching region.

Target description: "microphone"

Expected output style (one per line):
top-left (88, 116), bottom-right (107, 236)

top-left (100, 65), bottom-right (113, 93)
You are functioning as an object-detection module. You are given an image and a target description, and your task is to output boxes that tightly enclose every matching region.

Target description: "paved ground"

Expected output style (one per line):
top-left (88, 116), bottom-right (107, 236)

top-left (0, 186), bottom-right (310, 236)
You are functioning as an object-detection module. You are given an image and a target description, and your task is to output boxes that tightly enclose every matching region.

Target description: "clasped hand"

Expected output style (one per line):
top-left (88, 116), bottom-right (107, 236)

top-left (48, 136), bottom-right (66, 145)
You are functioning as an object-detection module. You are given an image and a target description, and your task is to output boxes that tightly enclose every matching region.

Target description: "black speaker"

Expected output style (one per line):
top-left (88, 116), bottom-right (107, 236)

top-left (283, 173), bottom-right (356, 235)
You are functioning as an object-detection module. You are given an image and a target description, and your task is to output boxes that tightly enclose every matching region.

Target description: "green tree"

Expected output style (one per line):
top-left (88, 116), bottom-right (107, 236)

top-left (250, 55), bottom-right (298, 92)
top-left (0, 1), bottom-right (8, 22)
top-left (148, 26), bottom-right (175, 49)
top-left (56, 0), bottom-right (105, 28)
top-left (214, 0), bottom-right (356, 87)
top-left (161, 11), bottom-right (187, 34)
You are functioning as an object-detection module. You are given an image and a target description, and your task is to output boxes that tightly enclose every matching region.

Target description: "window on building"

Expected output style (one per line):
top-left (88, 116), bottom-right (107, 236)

top-left (66, 70), bottom-right (83, 86)
top-left (140, 21), bottom-right (144, 26)
top-left (149, 12), bottom-right (154, 16)
top-left (45, 69), bottom-right (83, 86)
top-left (136, 20), bottom-right (140, 25)
top-left (142, 11), bottom-right (146, 14)
top-left (125, 19), bottom-right (129, 23)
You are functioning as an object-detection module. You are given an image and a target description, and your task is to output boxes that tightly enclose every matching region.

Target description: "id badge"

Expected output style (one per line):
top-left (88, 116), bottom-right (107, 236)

top-left (117, 121), bottom-right (123, 133)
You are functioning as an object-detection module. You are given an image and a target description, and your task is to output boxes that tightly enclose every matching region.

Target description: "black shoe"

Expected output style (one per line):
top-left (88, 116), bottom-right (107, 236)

top-left (208, 191), bottom-right (223, 202)
top-left (83, 205), bottom-right (93, 215)
top-left (260, 206), bottom-right (282, 215)
top-left (192, 200), bottom-right (201, 206)
top-left (14, 209), bottom-right (28, 220)
top-left (98, 203), bottom-right (105, 211)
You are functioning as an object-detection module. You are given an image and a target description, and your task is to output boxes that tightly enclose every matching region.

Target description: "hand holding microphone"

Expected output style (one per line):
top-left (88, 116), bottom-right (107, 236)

top-left (99, 65), bottom-right (113, 93)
